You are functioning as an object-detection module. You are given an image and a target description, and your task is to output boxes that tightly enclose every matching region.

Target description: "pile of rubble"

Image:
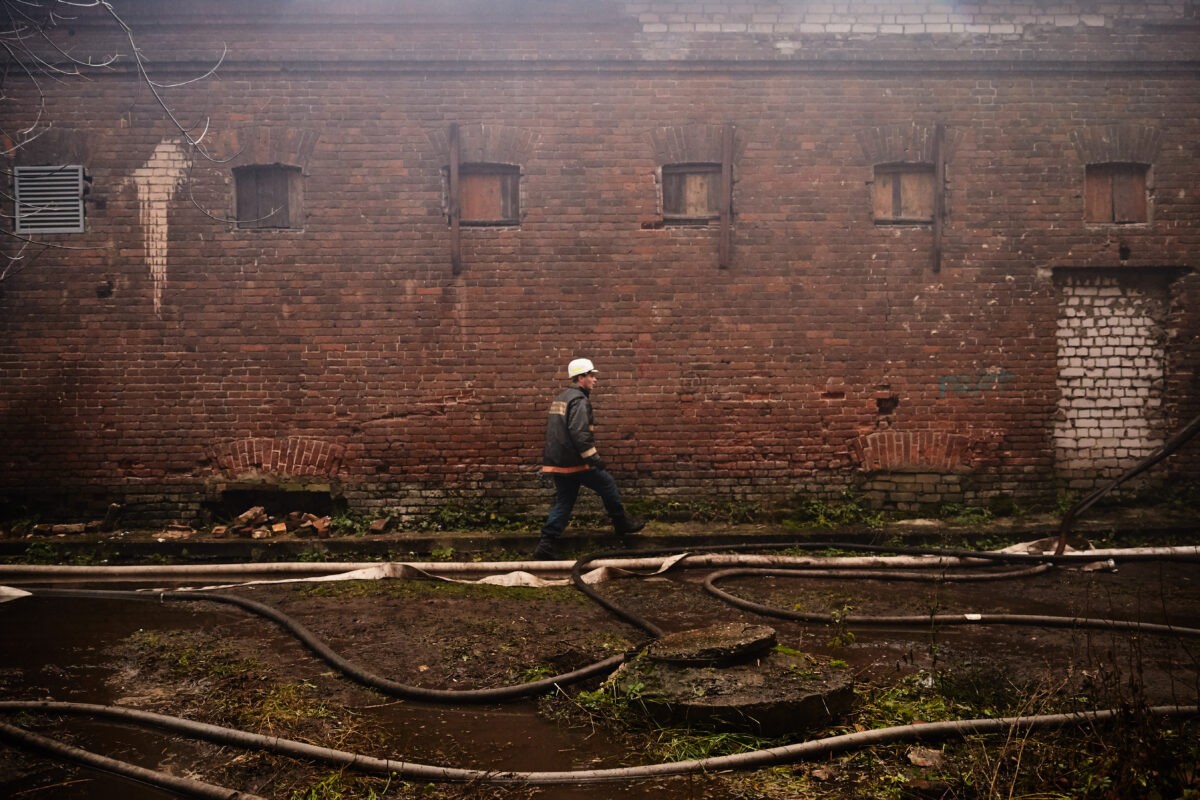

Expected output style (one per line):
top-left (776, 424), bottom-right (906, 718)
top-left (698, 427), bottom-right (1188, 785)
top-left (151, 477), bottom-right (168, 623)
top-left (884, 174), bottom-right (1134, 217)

top-left (212, 506), bottom-right (335, 539)
top-left (7, 505), bottom-right (399, 540)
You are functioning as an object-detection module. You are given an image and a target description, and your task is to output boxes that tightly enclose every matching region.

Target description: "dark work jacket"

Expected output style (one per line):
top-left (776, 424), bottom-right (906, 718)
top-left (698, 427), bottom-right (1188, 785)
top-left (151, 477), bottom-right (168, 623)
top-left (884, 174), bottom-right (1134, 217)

top-left (541, 386), bottom-right (598, 473)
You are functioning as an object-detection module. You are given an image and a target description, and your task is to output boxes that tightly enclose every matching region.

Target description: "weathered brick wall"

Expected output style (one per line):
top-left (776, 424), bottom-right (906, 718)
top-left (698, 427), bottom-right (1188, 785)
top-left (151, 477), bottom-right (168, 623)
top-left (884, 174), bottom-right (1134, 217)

top-left (0, 0), bottom-right (1197, 523)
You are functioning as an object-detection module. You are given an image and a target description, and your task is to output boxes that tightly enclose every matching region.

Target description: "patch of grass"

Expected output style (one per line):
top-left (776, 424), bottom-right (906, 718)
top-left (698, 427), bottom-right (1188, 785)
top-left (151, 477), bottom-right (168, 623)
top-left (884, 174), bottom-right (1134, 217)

top-left (413, 499), bottom-right (533, 532)
top-left (299, 578), bottom-right (593, 606)
top-left (119, 627), bottom-right (395, 798)
top-left (125, 630), bottom-right (333, 734)
top-left (329, 512), bottom-right (371, 536)
top-left (938, 502), bottom-right (995, 528)
top-left (648, 728), bottom-right (777, 761)
top-left (858, 672), bottom-right (982, 727)
top-left (255, 680), bottom-right (335, 730)
top-left (17, 540), bottom-right (107, 566)
top-left (626, 497), bottom-right (764, 525)
top-left (516, 665), bottom-right (554, 682)
top-left (782, 489), bottom-right (884, 531)
top-left (772, 644), bottom-right (806, 658)
top-left (429, 545), bottom-right (456, 561)
top-left (289, 772), bottom-right (394, 800)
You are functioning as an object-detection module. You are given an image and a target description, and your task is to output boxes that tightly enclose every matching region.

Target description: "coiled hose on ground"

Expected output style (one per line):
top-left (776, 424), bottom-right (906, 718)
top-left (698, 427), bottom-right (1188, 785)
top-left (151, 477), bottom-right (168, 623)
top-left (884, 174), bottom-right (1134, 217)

top-left (3, 541), bottom-right (1200, 795)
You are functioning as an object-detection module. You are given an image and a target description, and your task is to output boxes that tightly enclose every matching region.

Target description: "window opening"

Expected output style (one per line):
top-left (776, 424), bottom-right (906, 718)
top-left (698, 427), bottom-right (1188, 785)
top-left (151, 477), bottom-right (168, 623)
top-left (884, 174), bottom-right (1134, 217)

top-left (873, 163), bottom-right (935, 224)
top-left (662, 163), bottom-right (721, 222)
top-left (456, 164), bottom-right (520, 226)
top-left (14, 165), bottom-right (86, 234)
top-left (1085, 163), bottom-right (1148, 224)
top-left (234, 164), bottom-right (302, 229)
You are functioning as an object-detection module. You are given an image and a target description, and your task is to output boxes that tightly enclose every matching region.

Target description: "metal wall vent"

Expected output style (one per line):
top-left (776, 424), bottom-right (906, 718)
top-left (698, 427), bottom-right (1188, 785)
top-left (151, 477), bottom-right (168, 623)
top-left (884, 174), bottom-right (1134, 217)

top-left (14, 165), bottom-right (86, 234)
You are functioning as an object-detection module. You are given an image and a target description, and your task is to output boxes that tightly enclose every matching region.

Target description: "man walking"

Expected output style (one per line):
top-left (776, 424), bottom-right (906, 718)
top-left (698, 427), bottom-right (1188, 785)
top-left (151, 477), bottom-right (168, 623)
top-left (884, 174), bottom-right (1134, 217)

top-left (533, 358), bottom-right (645, 560)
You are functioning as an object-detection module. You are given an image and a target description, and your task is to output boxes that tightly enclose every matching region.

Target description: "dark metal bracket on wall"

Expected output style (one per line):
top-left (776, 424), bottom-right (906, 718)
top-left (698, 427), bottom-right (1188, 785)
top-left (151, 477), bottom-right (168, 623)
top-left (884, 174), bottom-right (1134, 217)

top-left (719, 123), bottom-right (735, 269)
top-left (932, 123), bottom-right (945, 273)
top-left (449, 122), bottom-right (462, 275)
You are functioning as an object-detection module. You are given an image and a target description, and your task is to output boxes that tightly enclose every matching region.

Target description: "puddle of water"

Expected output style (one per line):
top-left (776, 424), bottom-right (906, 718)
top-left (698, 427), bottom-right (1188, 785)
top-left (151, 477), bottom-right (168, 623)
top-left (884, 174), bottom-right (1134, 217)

top-left (0, 595), bottom-right (220, 799)
top-left (0, 592), bottom-right (727, 799)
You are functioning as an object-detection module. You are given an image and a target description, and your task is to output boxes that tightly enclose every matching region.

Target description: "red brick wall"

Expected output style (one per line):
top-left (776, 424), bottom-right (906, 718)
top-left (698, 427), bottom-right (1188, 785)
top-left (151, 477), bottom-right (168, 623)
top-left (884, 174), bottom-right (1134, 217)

top-left (1, 1), bottom-right (1197, 523)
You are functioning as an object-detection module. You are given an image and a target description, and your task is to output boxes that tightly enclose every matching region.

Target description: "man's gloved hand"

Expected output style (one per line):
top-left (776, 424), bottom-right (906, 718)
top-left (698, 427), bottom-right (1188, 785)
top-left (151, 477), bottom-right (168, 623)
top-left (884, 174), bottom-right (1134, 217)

top-left (586, 455), bottom-right (608, 472)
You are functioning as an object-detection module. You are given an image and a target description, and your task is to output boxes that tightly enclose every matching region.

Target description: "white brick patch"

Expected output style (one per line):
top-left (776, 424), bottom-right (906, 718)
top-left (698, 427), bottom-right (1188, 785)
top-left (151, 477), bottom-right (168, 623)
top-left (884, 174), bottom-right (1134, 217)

top-left (1054, 274), bottom-right (1168, 491)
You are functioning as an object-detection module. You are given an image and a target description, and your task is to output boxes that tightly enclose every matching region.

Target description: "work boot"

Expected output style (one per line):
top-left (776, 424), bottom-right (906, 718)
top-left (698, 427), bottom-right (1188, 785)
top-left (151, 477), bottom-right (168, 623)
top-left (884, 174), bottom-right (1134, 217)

top-left (613, 517), bottom-right (646, 536)
top-left (532, 537), bottom-right (560, 561)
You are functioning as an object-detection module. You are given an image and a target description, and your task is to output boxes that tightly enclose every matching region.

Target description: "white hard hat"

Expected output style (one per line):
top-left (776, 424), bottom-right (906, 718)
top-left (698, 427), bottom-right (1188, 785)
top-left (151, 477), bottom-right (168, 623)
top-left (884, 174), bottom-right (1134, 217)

top-left (567, 358), bottom-right (597, 378)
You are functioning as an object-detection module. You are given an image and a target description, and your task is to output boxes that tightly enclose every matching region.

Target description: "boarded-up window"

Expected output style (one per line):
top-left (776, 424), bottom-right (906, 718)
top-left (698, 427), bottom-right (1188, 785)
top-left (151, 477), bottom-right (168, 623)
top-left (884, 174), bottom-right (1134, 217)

top-left (235, 164), bottom-right (302, 229)
top-left (873, 163), bottom-right (935, 223)
top-left (662, 163), bottom-right (721, 221)
top-left (1085, 163), bottom-right (1148, 224)
top-left (14, 165), bottom-right (86, 234)
top-left (460, 164), bottom-right (520, 225)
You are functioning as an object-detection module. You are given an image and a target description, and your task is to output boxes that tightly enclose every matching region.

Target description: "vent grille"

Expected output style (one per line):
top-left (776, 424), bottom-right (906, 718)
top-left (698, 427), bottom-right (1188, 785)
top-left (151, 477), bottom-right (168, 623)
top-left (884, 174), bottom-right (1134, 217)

top-left (14, 165), bottom-right (85, 234)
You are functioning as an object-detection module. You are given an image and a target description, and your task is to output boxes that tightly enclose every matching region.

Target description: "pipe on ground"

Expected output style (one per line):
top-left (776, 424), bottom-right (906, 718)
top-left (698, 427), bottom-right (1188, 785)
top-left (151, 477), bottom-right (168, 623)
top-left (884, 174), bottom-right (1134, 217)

top-left (0, 718), bottom-right (264, 799)
top-left (1, 700), bottom-right (1195, 786)
top-left (1, 544), bottom-right (1197, 580)
top-left (702, 566), bottom-right (1200, 638)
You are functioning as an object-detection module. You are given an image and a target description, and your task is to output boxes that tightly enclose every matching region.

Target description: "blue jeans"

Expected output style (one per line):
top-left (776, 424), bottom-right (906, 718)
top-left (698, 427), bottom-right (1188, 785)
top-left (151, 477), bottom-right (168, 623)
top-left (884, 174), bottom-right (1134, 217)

top-left (541, 469), bottom-right (629, 539)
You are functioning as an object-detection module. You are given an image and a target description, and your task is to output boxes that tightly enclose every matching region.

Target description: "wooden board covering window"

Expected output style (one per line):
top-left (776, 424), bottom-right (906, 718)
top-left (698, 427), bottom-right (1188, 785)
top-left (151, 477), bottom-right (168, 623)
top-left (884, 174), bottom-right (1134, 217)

top-left (1086, 163), bottom-right (1147, 224)
top-left (873, 165), bottom-right (934, 223)
top-left (663, 164), bottom-right (720, 220)
top-left (460, 168), bottom-right (519, 224)
top-left (235, 165), bottom-right (299, 229)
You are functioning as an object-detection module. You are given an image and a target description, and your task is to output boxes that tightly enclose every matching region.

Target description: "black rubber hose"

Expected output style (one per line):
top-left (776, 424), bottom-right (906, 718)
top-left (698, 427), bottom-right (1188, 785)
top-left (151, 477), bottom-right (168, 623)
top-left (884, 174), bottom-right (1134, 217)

top-left (1, 700), bottom-right (1196, 785)
top-left (702, 566), bottom-right (1200, 637)
top-left (570, 541), bottom-right (1081, 636)
top-left (573, 542), bottom-right (1200, 641)
top-left (0, 718), bottom-right (264, 799)
top-left (27, 588), bottom-right (627, 704)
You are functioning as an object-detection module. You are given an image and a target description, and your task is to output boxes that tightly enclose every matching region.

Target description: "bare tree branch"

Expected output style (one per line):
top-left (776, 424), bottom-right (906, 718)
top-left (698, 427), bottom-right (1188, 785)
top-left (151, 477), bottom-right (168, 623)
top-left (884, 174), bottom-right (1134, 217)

top-left (1, 0), bottom-right (228, 281)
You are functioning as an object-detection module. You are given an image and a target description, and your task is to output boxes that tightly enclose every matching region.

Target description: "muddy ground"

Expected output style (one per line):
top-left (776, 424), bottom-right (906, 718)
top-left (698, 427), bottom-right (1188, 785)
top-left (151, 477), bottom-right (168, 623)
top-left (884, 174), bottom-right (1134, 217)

top-left (1, 546), bottom-right (1199, 799)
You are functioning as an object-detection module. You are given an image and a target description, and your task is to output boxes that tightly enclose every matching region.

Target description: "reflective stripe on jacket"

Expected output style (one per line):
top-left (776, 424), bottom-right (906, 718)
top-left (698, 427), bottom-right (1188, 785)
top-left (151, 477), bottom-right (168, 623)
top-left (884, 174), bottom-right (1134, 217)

top-left (541, 386), bottom-right (598, 473)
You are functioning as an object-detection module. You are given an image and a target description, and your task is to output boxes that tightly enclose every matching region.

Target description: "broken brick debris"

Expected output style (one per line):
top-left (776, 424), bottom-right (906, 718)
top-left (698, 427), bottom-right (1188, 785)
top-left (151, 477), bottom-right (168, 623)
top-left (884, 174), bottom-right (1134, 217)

top-left (222, 507), bottom-right (334, 539)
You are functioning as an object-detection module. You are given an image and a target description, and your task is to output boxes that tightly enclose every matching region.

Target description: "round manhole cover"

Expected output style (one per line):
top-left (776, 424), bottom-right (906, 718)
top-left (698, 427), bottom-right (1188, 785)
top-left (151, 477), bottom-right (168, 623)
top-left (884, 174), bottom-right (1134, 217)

top-left (645, 622), bottom-right (777, 666)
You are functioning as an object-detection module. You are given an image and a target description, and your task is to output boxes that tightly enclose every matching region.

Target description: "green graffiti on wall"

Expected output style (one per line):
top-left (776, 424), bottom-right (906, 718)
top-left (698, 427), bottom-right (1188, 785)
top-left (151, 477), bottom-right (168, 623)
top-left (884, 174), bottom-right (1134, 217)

top-left (937, 370), bottom-right (1015, 398)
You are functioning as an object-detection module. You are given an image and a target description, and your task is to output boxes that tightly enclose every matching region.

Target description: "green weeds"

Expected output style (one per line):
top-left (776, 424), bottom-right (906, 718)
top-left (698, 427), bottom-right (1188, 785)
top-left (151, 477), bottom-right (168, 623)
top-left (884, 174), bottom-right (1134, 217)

top-left (289, 772), bottom-right (394, 800)
top-left (415, 499), bottom-right (532, 531)
top-left (783, 489), bottom-right (884, 531)
top-left (626, 497), bottom-right (763, 525)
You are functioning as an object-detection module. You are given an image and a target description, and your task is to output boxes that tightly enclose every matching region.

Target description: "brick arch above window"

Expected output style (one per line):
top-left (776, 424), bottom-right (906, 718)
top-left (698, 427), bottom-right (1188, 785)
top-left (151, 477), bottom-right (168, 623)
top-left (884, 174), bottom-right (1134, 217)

top-left (648, 123), bottom-right (740, 269)
top-left (208, 436), bottom-right (345, 479)
top-left (858, 123), bottom-right (957, 271)
top-left (856, 122), bottom-right (960, 165)
top-left (212, 126), bottom-right (321, 169)
top-left (849, 431), bottom-right (978, 474)
top-left (648, 123), bottom-right (744, 165)
top-left (1070, 124), bottom-right (1162, 166)
top-left (428, 123), bottom-right (538, 166)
